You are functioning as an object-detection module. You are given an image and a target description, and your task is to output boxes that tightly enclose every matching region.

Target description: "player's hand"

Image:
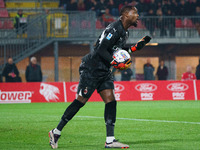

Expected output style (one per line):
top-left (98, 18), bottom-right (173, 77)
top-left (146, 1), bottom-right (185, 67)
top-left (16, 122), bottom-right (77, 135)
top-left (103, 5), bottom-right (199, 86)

top-left (111, 59), bottom-right (132, 70)
top-left (129, 36), bottom-right (151, 52)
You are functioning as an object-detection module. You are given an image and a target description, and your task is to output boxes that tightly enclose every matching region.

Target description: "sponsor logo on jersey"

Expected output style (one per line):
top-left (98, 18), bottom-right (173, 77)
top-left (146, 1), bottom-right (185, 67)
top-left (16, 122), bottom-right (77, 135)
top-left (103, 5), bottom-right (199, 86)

top-left (167, 83), bottom-right (189, 91)
top-left (106, 33), bottom-right (113, 40)
top-left (39, 83), bottom-right (60, 102)
top-left (83, 87), bottom-right (88, 95)
top-left (135, 83), bottom-right (157, 92)
top-left (0, 90), bottom-right (32, 103)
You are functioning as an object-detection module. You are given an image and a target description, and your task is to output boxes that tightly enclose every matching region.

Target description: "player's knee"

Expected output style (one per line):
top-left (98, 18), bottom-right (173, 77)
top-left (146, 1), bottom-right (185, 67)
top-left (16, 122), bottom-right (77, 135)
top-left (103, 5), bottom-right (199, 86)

top-left (76, 95), bottom-right (89, 104)
top-left (104, 98), bottom-right (116, 104)
top-left (61, 99), bottom-right (85, 121)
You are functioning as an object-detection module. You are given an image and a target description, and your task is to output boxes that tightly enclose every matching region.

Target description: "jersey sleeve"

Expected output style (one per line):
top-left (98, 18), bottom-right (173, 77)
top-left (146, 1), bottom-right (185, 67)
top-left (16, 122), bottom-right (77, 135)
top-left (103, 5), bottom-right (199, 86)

top-left (96, 28), bottom-right (120, 63)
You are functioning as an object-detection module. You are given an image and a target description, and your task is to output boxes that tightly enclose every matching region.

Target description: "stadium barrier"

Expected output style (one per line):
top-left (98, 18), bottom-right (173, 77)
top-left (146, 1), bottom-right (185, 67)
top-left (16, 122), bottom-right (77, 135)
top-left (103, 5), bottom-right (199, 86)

top-left (0, 80), bottom-right (199, 103)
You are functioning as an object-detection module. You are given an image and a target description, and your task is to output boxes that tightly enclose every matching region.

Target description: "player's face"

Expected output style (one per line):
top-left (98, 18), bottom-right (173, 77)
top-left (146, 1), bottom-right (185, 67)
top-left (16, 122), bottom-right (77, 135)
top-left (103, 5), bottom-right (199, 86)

top-left (127, 9), bottom-right (139, 27)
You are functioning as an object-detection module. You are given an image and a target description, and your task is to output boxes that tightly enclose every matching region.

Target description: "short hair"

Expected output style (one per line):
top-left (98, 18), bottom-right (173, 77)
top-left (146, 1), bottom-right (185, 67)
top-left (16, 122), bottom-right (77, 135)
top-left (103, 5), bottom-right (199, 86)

top-left (120, 5), bottom-right (135, 16)
top-left (30, 57), bottom-right (36, 62)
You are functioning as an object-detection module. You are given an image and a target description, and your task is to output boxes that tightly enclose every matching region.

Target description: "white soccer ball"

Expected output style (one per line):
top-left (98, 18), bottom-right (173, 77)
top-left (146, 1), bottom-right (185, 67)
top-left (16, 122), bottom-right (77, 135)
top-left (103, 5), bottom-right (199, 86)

top-left (113, 49), bottom-right (131, 63)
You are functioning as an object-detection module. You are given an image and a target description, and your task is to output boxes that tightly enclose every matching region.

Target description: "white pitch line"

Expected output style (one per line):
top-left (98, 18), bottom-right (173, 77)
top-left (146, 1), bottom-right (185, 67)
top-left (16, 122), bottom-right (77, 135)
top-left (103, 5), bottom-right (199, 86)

top-left (76, 116), bottom-right (200, 125)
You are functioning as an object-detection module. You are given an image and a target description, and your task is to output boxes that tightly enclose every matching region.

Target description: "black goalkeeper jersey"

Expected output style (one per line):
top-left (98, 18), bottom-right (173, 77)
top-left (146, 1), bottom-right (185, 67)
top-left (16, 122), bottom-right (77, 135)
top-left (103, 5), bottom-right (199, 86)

top-left (81, 19), bottom-right (129, 77)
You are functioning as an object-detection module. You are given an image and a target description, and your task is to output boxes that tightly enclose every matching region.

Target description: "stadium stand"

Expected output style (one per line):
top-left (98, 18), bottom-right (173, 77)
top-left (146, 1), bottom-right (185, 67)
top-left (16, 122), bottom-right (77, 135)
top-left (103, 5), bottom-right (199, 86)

top-left (0, 0), bottom-right (5, 8)
top-left (3, 19), bottom-right (13, 29)
top-left (0, 8), bottom-right (8, 17)
top-left (0, 20), bottom-right (3, 29)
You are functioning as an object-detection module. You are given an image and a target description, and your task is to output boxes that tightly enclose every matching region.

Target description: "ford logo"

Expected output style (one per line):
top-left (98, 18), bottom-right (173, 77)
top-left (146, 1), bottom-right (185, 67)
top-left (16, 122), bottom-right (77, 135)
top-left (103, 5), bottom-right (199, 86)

top-left (135, 83), bottom-right (157, 92)
top-left (167, 83), bottom-right (189, 91)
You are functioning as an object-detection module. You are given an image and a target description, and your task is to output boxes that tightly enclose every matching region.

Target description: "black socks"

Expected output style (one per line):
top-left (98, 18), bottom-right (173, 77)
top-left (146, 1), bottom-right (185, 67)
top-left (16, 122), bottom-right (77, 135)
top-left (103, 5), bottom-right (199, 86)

top-left (104, 101), bottom-right (117, 137)
top-left (57, 99), bottom-right (85, 131)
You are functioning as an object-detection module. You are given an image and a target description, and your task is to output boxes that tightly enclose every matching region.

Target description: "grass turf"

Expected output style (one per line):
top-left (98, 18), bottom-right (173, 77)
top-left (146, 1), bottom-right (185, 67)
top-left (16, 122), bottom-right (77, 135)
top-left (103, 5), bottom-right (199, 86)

top-left (0, 101), bottom-right (200, 150)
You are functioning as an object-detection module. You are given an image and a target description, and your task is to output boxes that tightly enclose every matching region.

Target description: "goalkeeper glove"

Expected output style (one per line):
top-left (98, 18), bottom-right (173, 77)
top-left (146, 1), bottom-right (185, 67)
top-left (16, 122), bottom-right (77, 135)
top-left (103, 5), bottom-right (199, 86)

top-left (129, 36), bottom-right (151, 53)
top-left (111, 59), bottom-right (132, 70)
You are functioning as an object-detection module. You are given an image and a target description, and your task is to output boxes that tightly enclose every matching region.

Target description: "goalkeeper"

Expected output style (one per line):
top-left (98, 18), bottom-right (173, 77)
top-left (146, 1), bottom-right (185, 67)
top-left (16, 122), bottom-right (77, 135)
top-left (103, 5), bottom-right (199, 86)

top-left (49, 5), bottom-right (151, 149)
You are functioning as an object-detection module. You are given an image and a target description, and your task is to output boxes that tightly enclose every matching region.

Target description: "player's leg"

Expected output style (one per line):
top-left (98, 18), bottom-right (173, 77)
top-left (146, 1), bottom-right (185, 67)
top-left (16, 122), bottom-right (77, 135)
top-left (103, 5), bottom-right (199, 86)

top-left (49, 95), bottom-right (89, 149)
top-left (49, 70), bottom-right (96, 149)
top-left (99, 89), bottom-right (129, 149)
top-left (99, 89), bottom-right (116, 142)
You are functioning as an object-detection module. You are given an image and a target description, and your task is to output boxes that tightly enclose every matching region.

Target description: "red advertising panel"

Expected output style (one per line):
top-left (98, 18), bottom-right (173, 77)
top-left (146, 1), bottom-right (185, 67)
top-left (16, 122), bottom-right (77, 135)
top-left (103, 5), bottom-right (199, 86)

top-left (0, 81), bottom-right (198, 104)
top-left (0, 82), bottom-right (65, 103)
top-left (128, 81), bottom-right (195, 101)
top-left (65, 82), bottom-right (132, 102)
top-left (196, 80), bottom-right (200, 100)
top-left (65, 81), bottom-right (195, 102)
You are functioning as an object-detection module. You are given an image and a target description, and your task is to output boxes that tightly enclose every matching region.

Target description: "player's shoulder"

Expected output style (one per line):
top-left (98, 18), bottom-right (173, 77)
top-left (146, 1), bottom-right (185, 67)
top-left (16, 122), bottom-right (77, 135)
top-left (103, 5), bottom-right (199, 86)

top-left (105, 20), bottom-right (125, 35)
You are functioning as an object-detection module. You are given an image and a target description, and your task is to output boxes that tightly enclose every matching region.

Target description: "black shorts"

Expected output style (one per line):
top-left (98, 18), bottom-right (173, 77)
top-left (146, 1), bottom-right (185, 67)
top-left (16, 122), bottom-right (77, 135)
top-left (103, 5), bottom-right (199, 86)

top-left (77, 63), bottom-right (114, 98)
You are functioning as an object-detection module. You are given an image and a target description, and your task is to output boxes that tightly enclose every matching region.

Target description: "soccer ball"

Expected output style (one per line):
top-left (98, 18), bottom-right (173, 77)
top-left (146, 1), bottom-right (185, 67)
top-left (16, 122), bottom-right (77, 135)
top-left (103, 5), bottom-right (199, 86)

top-left (113, 49), bottom-right (131, 63)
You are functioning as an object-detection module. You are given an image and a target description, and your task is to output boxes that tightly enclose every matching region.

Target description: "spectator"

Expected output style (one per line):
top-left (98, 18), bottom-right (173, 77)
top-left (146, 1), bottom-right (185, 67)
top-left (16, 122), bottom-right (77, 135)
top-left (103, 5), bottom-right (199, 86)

top-left (156, 8), bottom-right (167, 37)
top-left (121, 68), bottom-right (133, 81)
top-left (96, 0), bottom-right (106, 17)
top-left (59, 0), bottom-right (68, 9)
top-left (25, 57), bottom-right (42, 82)
top-left (186, 0), bottom-right (197, 16)
top-left (166, 9), bottom-right (175, 37)
top-left (102, 8), bottom-right (115, 27)
top-left (66, 0), bottom-right (77, 11)
top-left (85, 0), bottom-right (97, 11)
top-left (156, 60), bottom-right (168, 80)
top-left (14, 9), bottom-right (27, 33)
top-left (118, 1), bottom-right (129, 12)
top-left (145, 9), bottom-right (156, 37)
top-left (2, 57), bottom-right (20, 82)
top-left (0, 74), bottom-right (2, 82)
top-left (193, 6), bottom-right (200, 37)
top-left (181, 65), bottom-right (196, 80)
top-left (144, 58), bottom-right (155, 80)
top-left (77, 0), bottom-right (86, 11)
top-left (170, 0), bottom-right (179, 16)
top-left (195, 59), bottom-right (200, 80)
top-left (136, 0), bottom-right (148, 16)
top-left (162, 0), bottom-right (170, 16)
top-left (107, 0), bottom-right (119, 16)
top-left (177, 0), bottom-right (188, 16)
top-left (148, 0), bottom-right (158, 14)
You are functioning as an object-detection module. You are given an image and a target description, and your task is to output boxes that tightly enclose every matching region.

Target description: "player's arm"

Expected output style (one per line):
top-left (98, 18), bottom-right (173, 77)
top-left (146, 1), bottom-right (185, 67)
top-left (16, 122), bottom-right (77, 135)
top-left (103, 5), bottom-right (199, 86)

top-left (96, 28), bottom-right (120, 64)
top-left (96, 36), bottom-right (130, 69)
top-left (96, 38), bottom-right (114, 63)
top-left (126, 36), bottom-right (152, 53)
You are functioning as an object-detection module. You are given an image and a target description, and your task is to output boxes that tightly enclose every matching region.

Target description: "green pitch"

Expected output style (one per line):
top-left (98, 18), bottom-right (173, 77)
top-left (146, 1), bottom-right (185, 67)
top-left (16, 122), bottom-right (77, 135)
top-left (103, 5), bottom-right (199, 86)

top-left (0, 101), bottom-right (200, 150)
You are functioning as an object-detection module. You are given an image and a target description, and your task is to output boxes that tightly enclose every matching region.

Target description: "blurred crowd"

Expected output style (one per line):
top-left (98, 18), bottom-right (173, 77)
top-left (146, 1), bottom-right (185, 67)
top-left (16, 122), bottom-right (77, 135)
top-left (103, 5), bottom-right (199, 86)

top-left (59, 0), bottom-right (200, 17)
top-left (59, 0), bottom-right (200, 36)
